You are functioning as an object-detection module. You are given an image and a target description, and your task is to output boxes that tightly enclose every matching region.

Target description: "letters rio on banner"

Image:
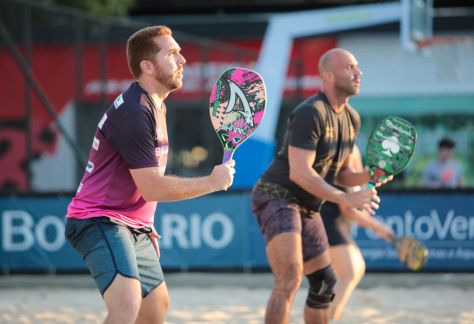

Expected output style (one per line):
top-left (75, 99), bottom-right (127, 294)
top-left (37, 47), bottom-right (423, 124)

top-left (1, 192), bottom-right (474, 272)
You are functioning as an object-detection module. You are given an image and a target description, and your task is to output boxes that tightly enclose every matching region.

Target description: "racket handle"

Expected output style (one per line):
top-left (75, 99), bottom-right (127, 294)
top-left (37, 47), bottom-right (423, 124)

top-left (222, 149), bottom-right (234, 163)
top-left (368, 167), bottom-right (388, 189)
top-left (367, 168), bottom-right (376, 189)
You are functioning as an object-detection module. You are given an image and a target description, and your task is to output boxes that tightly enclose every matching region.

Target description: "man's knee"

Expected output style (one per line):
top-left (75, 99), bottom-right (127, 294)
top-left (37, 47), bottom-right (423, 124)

top-left (106, 294), bottom-right (142, 323)
top-left (141, 283), bottom-right (170, 318)
top-left (274, 265), bottom-right (304, 295)
top-left (104, 275), bottom-right (142, 319)
top-left (305, 265), bottom-right (337, 309)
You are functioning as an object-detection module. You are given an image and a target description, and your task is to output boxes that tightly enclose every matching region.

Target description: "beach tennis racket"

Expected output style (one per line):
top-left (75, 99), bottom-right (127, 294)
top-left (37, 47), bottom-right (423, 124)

top-left (394, 237), bottom-right (429, 271)
top-left (366, 116), bottom-right (417, 188)
top-left (209, 67), bottom-right (267, 162)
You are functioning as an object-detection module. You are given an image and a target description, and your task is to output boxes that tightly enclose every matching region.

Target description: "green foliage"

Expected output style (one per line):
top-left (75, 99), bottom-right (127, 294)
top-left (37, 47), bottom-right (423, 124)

top-left (48, 0), bottom-right (135, 16)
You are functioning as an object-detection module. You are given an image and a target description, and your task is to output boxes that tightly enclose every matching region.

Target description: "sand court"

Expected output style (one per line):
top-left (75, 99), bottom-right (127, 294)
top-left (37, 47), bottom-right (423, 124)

top-left (0, 273), bottom-right (473, 324)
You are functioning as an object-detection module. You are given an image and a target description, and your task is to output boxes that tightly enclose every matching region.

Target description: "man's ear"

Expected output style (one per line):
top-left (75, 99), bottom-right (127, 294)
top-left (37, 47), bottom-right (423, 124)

top-left (321, 70), bottom-right (334, 83)
top-left (140, 60), bottom-right (153, 76)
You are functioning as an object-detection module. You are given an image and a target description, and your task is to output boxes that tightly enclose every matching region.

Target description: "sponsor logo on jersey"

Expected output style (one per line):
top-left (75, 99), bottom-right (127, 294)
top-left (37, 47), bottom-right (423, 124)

top-left (86, 161), bottom-right (94, 173)
top-left (92, 137), bottom-right (100, 150)
top-left (114, 94), bottom-right (124, 109)
top-left (98, 113), bottom-right (107, 130)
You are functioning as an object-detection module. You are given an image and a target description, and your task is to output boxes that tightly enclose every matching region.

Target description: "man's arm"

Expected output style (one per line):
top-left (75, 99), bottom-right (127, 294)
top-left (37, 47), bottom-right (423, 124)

top-left (336, 153), bottom-right (370, 187)
top-left (337, 149), bottom-right (393, 188)
top-left (288, 145), bottom-right (378, 211)
top-left (338, 203), bottom-right (394, 241)
top-left (130, 160), bottom-right (235, 202)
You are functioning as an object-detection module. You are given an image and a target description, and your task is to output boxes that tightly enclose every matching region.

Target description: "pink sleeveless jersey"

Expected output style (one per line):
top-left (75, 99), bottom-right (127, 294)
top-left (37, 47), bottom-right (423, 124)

top-left (67, 82), bottom-right (168, 228)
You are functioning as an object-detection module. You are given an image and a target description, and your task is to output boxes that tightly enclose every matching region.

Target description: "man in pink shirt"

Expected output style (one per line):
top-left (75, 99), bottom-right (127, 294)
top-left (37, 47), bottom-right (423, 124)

top-left (65, 25), bottom-right (235, 324)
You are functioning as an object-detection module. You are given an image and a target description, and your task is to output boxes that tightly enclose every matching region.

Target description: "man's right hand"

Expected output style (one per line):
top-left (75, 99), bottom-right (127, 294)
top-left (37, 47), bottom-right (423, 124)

top-left (343, 188), bottom-right (380, 215)
top-left (210, 159), bottom-right (236, 191)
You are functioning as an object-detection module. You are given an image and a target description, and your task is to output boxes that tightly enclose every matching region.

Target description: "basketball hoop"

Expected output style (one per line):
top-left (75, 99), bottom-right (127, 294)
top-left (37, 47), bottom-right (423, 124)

top-left (415, 35), bottom-right (473, 51)
top-left (415, 35), bottom-right (473, 80)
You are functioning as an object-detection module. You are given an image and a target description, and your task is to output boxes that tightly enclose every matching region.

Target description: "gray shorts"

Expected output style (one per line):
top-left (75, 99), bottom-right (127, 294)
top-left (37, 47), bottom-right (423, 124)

top-left (251, 187), bottom-right (329, 262)
top-left (65, 217), bottom-right (164, 297)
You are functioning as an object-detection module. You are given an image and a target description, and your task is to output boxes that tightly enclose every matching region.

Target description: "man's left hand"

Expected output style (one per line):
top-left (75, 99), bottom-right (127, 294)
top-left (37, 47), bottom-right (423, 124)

top-left (371, 167), bottom-right (393, 187)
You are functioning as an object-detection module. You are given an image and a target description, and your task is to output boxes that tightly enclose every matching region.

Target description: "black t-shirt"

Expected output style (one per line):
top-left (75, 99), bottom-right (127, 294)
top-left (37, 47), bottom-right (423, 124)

top-left (261, 92), bottom-right (360, 211)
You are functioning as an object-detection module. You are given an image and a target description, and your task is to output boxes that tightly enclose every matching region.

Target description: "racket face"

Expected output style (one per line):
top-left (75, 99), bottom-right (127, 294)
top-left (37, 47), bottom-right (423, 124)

top-left (366, 116), bottom-right (417, 175)
top-left (209, 67), bottom-right (267, 152)
top-left (395, 237), bottom-right (429, 271)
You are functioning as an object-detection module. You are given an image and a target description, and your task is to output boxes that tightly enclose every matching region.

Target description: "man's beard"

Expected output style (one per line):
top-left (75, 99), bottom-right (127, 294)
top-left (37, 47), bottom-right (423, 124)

top-left (336, 79), bottom-right (359, 96)
top-left (156, 66), bottom-right (182, 91)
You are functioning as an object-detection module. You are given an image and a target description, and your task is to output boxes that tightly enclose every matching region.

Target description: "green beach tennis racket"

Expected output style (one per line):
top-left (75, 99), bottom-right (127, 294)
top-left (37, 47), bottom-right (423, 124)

top-left (394, 236), bottom-right (429, 271)
top-left (209, 67), bottom-right (267, 162)
top-left (366, 116), bottom-right (417, 188)
top-left (366, 117), bottom-right (426, 270)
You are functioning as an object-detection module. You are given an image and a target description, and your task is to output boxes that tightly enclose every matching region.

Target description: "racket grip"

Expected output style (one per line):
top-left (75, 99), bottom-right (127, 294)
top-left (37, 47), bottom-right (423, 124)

top-left (222, 149), bottom-right (234, 163)
top-left (367, 168), bottom-right (376, 189)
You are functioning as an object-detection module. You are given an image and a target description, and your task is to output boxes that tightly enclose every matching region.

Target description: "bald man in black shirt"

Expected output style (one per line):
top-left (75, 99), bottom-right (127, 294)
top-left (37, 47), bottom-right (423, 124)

top-left (251, 48), bottom-right (389, 324)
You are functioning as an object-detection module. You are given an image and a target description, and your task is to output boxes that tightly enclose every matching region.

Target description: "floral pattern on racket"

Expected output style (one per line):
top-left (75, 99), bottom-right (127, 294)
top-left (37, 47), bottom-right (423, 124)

top-left (209, 67), bottom-right (266, 154)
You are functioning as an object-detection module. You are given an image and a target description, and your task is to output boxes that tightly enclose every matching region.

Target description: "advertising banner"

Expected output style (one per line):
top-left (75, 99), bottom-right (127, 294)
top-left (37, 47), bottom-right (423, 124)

top-left (0, 195), bottom-right (83, 271)
top-left (354, 191), bottom-right (474, 271)
top-left (0, 193), bottom-right (267, 272)
top-left (1, 192), bottom-right (473, 272)
top-left (153, 193), bottom-right (266, 269)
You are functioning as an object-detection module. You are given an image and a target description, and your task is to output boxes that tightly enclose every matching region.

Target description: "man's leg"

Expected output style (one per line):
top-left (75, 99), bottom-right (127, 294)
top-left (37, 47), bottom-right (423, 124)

top-left (328, 244), bottom-right (366, 320)
top-left (65, 218), bottom-right (146, 324)
top-left (251, 188), bottom-right (306, 324)
top-left (301, 213), bottom-right (335, 324)
top-left (133, 230), bottom-right (168, 324)
top-left (303, 251), bottom-right (333, 324)
top-left (103, 274), bottom-right (142, 324)
top-left (266, 232), bottom-right (304, 324)
top-left (136, 283), bottom-right (169, 324)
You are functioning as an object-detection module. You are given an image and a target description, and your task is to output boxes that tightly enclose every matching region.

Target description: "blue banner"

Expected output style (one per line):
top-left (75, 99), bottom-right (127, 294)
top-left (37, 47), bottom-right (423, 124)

top-left (354, 192), bottom-right (474, 271)
top-left (1, 191), bottom-right (473, 272)
top-left (0, 195), bottom-right (83, 271)
top-left (155, 193), bottom-right (266, 269)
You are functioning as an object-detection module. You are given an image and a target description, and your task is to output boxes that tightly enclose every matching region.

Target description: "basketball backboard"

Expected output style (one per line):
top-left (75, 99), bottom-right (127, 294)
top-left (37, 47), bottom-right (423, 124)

top-left (401, 0), bottom-right (433, 52)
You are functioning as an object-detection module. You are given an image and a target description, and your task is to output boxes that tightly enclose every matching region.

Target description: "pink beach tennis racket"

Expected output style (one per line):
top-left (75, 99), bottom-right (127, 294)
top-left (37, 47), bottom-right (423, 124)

top-left (209, 67), bottom-right (267, 162)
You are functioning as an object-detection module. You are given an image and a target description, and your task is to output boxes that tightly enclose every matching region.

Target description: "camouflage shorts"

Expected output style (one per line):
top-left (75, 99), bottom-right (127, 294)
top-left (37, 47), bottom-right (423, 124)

top-left (251, 180), bottom-right (329, 261)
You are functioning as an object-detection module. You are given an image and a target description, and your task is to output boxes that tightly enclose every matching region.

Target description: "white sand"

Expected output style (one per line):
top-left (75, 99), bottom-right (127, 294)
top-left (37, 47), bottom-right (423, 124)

top-left (0, 273), bottom-right (473, 324)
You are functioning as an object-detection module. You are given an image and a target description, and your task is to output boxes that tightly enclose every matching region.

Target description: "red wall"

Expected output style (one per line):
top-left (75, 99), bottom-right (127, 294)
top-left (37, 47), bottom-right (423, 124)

top-left (0, 37), bottom-right (336, 190)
